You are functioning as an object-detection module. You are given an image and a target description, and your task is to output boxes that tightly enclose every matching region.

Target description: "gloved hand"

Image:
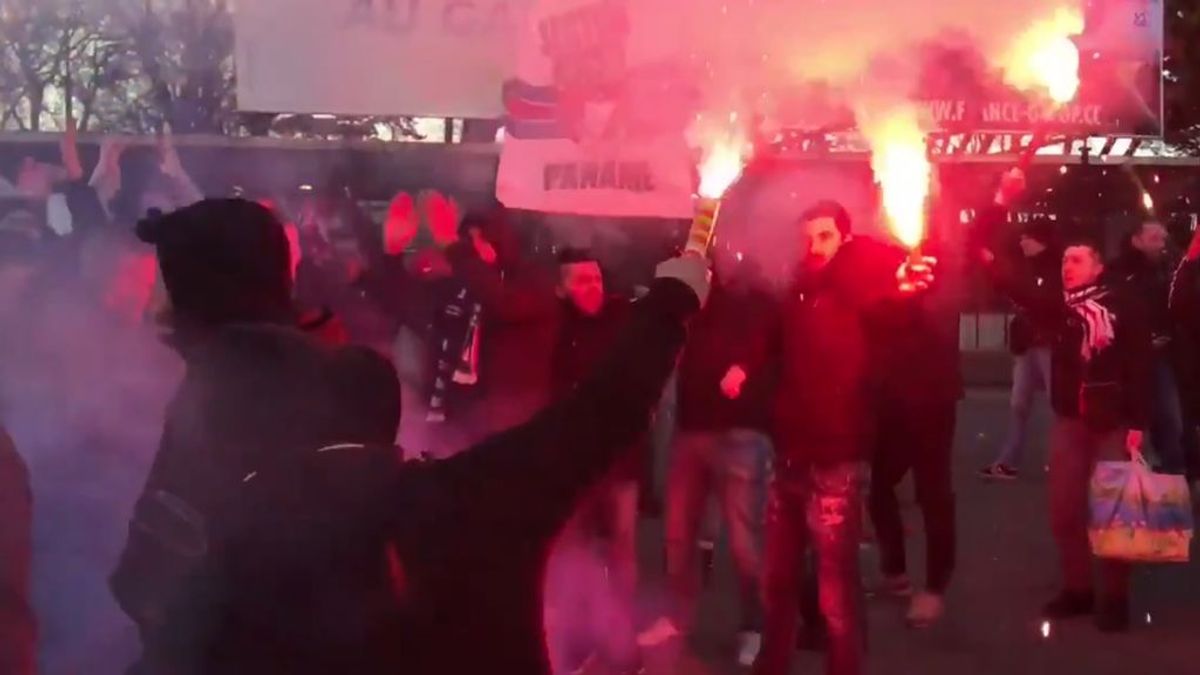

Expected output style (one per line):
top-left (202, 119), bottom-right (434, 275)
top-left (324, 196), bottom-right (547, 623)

top-left (655, 254), bottom-right (711, 307)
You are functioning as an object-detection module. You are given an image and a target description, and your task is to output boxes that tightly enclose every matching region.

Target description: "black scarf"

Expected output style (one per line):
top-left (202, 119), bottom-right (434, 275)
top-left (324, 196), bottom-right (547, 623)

top-left (425, 281), bottom-right (482, 423)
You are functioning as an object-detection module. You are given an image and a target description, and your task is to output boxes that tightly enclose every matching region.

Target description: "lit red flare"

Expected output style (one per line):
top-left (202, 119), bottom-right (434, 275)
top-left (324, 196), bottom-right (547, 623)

top-left (687, 197), bottom-right (722, 255)
top-left (1002, 7), bottom-right (1084, 104)
top-left (688, 112), bottom-right (752, 254)
top-left (860, 105), bottom-right (931, 252)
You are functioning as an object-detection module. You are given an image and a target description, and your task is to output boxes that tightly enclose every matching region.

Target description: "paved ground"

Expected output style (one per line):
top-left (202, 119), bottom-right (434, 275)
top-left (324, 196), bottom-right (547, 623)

top-left (632, 389), bottom-right (1200, 675)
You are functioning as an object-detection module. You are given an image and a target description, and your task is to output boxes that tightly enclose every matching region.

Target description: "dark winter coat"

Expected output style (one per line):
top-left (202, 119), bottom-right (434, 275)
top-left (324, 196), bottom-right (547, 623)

top-left (1008, 247), bottom-right (1063, 355)
top-left (990, 262), bottom-right (1152, 431)
top-left (1107, 247), bottom-right (1178, 342)
top-left (771, 237), bottom-right (910, 465)
top-left (551, 296), bottom-right (648, 483)
top-left (677, 279), bottom-right (779, 433)
top-left (0, 425), bottom-right (35, 675)
top-left (111, 277), bottom-right (699, 675)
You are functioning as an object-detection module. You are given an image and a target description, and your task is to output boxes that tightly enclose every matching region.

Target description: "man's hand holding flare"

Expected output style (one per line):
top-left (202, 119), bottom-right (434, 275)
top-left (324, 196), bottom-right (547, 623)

top-left (897, 255), bottom-right (938, 294)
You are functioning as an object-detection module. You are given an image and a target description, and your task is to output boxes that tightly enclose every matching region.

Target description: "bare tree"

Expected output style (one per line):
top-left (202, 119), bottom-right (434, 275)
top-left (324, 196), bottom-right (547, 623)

top-left (0, 0), bottom-right (429, 140)
top-left (102, 0), bottom-right (237, 133)
top-left (0, 0), bottom-right (68, 130)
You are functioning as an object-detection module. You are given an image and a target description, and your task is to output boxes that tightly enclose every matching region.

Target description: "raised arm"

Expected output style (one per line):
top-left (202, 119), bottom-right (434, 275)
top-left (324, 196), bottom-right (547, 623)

top-left (425, 258), bottom-right (707, 543)
top-left (89, 136), bottom-right (126, 208)
top-left (60, 116), bottom-right (84, 181)
top-left (159, 129), bottom-right (203, 207)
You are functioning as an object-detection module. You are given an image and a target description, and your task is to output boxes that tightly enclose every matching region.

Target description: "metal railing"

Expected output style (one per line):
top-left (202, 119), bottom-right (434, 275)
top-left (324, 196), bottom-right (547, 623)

top-left (960, 312), bottom-right (1013, 352)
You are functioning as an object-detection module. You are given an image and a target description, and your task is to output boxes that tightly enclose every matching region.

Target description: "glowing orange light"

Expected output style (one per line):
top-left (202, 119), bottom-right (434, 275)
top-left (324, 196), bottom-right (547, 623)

top-left (1142, 192), bottom-right (1154, 211)
top-left (694, 112), bottom-right (751, 199)
top-left (861, 106), bottom-right (931, 251)
top-left (1003, 8), bottom-right (1084, 104)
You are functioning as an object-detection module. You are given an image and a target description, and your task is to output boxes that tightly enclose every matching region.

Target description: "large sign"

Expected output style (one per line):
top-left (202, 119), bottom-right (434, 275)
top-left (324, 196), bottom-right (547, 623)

top-left (494, 0), bottom-right (697, 217)
top-left (233, 0), bottom-right (529, 118)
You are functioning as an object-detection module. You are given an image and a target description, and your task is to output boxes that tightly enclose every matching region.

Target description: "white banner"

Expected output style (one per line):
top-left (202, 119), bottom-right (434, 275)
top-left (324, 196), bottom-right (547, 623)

top-left (233, 0), bottom-right (528, 118)
top-left (495, 0), bottom-right (696, 218)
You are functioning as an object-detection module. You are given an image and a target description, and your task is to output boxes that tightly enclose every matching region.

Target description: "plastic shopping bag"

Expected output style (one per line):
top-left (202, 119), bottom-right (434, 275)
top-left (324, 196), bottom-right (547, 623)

top-left (1088, 454), bottom-right (1194, 563)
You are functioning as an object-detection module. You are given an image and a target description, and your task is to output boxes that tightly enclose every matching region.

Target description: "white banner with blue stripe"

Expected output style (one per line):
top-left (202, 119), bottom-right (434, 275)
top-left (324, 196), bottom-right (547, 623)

top-left (495, 0), bottom-right (697, 217)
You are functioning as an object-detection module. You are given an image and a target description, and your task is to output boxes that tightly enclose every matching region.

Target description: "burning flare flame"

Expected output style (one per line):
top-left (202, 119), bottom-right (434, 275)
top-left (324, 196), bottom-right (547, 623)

top-left (860, 106), bottom-right (931, 250)
top-left (694, 112), bottom-right (751, 199)
top-left (1003, 7), bottom-right (1084, 104)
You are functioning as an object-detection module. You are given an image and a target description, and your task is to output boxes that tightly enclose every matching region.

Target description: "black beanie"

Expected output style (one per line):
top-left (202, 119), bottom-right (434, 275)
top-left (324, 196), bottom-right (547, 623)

top-left (137, 198), bottom-right (294, 330)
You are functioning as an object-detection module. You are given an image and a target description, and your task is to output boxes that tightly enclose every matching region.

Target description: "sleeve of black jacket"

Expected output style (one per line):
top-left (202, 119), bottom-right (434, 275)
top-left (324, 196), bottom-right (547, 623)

top-left (984, 249), bottom-right (1067, 327)
top-left (966, 202), bottom-right (1010, 256)
top-left (423, 277), bottom-right (699, 542)
top-left (0, 427), bottom-right (36, 675)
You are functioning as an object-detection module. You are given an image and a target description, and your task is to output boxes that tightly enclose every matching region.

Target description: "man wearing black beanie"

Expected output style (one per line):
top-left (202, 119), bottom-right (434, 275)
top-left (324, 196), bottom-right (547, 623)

top-left (134, 199), bottom-right (296, 346)
top-left (112, 197), bottom-right (711, 675)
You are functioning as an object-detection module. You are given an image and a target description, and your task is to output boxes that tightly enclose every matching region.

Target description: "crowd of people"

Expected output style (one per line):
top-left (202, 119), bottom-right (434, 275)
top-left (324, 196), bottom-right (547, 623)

top-left (1, 126), bottom-right (1198, 675)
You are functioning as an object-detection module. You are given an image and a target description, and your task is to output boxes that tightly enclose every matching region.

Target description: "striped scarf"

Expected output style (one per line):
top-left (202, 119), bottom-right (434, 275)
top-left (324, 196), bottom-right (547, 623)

top-left (426, 284), bottom-right (482, 423)
top-left (1064, 284), bottom-right (1115, 362)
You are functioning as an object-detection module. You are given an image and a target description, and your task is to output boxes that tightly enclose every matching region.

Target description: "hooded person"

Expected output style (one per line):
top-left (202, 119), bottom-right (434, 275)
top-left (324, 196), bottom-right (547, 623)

top-left (111, 197), bottom-right (711, 675)
top-left (110, 198), bottom-right (392, 673)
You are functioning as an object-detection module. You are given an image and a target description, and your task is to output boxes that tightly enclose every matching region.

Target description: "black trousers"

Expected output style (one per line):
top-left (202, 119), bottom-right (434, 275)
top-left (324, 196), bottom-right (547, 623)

top-left (867, 397), bottom-right (958, 594)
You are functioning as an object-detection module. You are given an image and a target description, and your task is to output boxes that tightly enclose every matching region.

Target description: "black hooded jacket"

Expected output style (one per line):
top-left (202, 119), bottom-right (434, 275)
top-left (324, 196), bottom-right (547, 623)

top-left (111, 276), bottom-right (699, 675)
top-left (771, 237), bottom-right (913, 464)
top-left (676, 276), bottom-right (778, 433)
top-left (988, 258), bottom-right (1151, 431)
top-left (1008, 247), bottom-right (1063, 354)
top-left (1107, 246), bottom-right (1179, 342)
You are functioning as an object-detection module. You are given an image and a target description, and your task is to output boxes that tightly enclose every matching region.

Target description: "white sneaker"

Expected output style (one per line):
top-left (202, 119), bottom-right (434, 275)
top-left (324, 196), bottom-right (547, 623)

top-left (636, 616), bottom-right (681, 648)
top-left (906, 592), bottom-right (945, 628)
top-left (736, 630), bottom-right (762, 667)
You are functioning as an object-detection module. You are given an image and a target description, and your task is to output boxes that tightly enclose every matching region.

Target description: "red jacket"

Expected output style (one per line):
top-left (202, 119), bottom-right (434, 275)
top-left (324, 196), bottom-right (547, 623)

top-left (772, 238), bottom-right (905, 464)
top-left (0, 426), bottom-right (36, 675)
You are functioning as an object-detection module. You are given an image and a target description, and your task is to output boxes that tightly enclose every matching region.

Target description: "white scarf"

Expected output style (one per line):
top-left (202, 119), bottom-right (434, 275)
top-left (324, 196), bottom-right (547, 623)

top-left (1064, 284), bottom-right (1115, 362)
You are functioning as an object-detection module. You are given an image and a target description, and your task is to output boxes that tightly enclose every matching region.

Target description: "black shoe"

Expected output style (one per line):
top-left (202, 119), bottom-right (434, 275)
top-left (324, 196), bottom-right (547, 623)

top-left (1042, 590), bottom-right (1095, 619)
top-left (1095, 598), bottom-right (1131, 633)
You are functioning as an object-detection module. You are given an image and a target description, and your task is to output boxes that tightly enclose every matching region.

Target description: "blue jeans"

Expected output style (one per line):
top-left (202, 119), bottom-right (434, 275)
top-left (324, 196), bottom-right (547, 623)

top-left (1149, 352), bottom-right (1193, 475)
top-left (665, 429), bottom-right (769, 633)
top-left (755, 459), bottom-right (866, 675)
top-left (996, 346), bottom-right (1052, 468)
